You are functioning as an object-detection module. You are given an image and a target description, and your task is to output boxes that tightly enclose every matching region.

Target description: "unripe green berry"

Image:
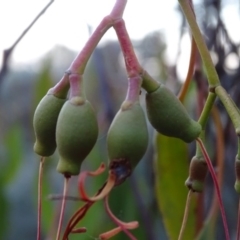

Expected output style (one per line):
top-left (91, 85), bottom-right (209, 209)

top-left (146, 85), bottom-right (201, 143)
top-left (56, 97), bottom-right (98, 176)
top-left (107, 101), bottom-right (148, 184)
top-left (33, 94), bottom-right (66, 157)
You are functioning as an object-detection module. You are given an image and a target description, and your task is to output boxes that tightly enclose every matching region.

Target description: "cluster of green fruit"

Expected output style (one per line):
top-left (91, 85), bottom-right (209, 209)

top-left (33, 71), bottom-right (202, 184)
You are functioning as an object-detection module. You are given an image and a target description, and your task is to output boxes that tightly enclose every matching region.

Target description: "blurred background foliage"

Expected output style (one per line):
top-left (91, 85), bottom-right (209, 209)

top-left (0, 0), bottom-right (240, 239)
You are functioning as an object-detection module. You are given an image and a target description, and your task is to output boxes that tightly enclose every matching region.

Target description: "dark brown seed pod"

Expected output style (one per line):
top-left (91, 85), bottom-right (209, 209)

top-left (107, 101), bottom-right (148, 185)
top-left (33, 94), bottom-right (66, 157)
top-left (185, 156), bottom-right (208, 192)
top-left (146, 85), bottom-right (201, 143)
top-left (56, 97), bottom-right (98, 176)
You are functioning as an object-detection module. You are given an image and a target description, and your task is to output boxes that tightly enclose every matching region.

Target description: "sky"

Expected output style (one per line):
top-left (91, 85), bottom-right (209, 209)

top-left (0, 0), bottom-right (239, 79)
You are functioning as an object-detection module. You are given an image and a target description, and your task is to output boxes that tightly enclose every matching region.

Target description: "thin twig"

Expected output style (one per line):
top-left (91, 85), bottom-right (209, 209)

top-left (56, 177), bottom-right (70, 240)
top-left (196, 138), bottom-right (230, 240)
top-left (178, 190), bottom-right (193, 240)
top-left (37, 157), bottom-right (45, 240)
top-left (0, 0), bottom-right (54, 83)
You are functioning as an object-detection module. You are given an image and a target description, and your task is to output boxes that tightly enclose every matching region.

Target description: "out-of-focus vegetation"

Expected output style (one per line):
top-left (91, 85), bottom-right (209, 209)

top-left (0, 0), bottom-right (240, 239)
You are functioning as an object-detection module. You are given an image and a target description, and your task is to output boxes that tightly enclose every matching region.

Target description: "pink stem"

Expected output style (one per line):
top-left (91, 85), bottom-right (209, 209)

top-left (110, 0), bottom-right (127, 18)
top-left (69, 0), bottom-right (127, 74)
top-left (196, 138), bottom-right (230, 240)
top-left (113, 19), bottom-right (142, 77)
top-left (49, 74), bottom-right (69, 98)
top-left (126, 76), bottom-right (142, 102)
top-left (37, 157), bottom-right (45, 240)
top-left (68, 73), bottom-right (84, 99)
top-left (104, 196), bottom-right (137, 240)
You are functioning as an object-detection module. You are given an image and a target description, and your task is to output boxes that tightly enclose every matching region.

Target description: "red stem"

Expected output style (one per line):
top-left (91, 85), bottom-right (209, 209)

top-left (104, 196), bottom-right (137, 240)
top-left (126, 76), bottom-right (142, 102)
top-left (196, 138), bottom-right (230, 240)
top-left (62, 203), bottom-right (92, 239)
top-left (113, 19), bottom-right (142, 77)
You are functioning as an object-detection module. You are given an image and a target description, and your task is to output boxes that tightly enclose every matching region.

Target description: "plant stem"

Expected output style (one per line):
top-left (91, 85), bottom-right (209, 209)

top-left (196, 138), bottom-right (230, 240)
top-left (178, 36), bottom-right (197, 102)
top-left (49, 74), bottom-right (70, 98)
top-left (198, 92), bottom-right (216, 129)
top-left (196, 92), bottom-right (216, 157)
top-left (68, 73), bottom-right (85, 99)
top-left (215, 86), bottom-right (240, 133)
top-left (56, 177), bottom-right (70, 240)
top-left (68, 0), bottom-right (127, 75)
top-left (141, 70), bottom-right (160, 93)
top-left (196, 106), bottom-right (225, 239)
top-left (126, 76), bottom-right (142, 102)
top-left (178, 0), bottom-right (220, 88)
top-left (113, 19), bottom-right (142, 77)
top-left (178, 190), bottom-right (193, 240)
top-left (37, 157), bottom-right (45, 240)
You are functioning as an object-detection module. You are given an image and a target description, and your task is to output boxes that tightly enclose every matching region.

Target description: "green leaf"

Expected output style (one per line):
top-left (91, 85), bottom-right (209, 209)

top-left (154, 133), bottom-right (196, 240)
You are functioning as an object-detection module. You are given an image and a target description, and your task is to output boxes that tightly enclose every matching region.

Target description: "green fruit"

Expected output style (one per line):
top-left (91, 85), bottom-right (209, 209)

top-left (146, 85), bottom-right (201, 143)
top-left (33, 94), bottom-right (66, 157)
top-left (107, 101), bottom-right (148, 184)
top-left (56, 97), bottom-right (98, 176)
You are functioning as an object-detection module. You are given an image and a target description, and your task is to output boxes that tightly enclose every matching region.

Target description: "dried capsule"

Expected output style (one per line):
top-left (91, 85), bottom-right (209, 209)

top-left (185, 156), bottom-right (208, 192)
top-left (146, 85), bottom-right (201, 143)
top-left (56, 97), bottom-right (98, 176)
top-left (33, 94), bottom-right (66, 157)
top-left (107, 101), bottom-right (148, 185)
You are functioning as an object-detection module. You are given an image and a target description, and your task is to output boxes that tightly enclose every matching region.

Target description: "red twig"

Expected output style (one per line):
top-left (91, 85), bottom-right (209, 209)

top-left (196, 138), bottom-right (230, 240)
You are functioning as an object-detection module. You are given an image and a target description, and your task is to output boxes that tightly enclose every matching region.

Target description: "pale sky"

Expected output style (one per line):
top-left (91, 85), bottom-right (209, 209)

top-left (0, 0), bottom-right (239, 79)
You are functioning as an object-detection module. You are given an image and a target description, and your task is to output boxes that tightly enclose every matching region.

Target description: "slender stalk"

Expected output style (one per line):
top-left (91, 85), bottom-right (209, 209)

top-left (196, 138), bottom-right (230, 240)
top-left (113, 19), bottom-right (142, 77)
top-left (178, 36), bottom-right (197, 102)
top-left (196, 106), bottom-right (225, 239)
top-left (37, 157), bottom-right (45, 240)
top-left (104, 196), bottom-right (138, 240)
top-left (141, 70), bottom-right (160, 93)
top-left (178, 0), bottom-right (220, 88)
top-left (198, 92), bottom-right (216, 129)
top-left (68, 0), bottom-right (127, 75)
top-left (126, 76), bottom-right (142, 102)
top-left (215, 86), bottom-right (240, 133)
top-left (56, 177), bottom-right (70, 240)
top-left (178, 190), bottom-right (193, 240)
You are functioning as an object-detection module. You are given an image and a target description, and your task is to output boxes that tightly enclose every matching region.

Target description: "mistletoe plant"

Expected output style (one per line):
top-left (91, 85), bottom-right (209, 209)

top-left (32, 0), bottom-right (240, 239)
